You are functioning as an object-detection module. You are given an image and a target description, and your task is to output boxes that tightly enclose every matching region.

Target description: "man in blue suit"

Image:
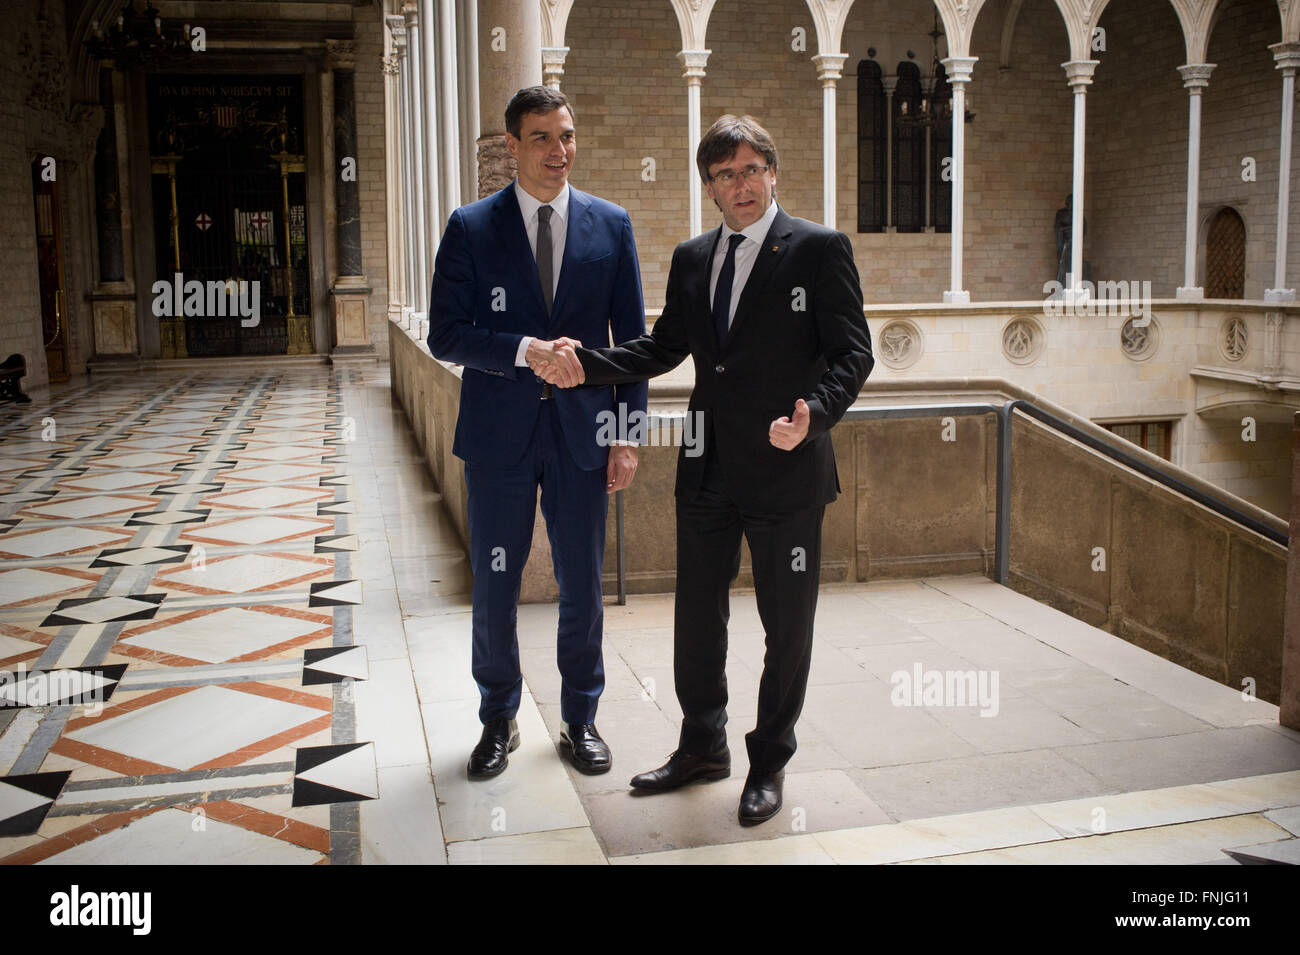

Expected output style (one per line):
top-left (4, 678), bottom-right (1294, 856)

top-left (427, 87), bottom-right (648, 780)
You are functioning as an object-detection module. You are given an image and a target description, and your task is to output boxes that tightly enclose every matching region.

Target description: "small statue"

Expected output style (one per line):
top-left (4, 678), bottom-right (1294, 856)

top-left (1054, 194), bottom-right (1087, 288)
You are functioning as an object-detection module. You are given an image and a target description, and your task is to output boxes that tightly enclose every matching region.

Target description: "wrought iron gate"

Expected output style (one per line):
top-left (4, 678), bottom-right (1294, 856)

top-left (147, 74), bottom-right (310, 356)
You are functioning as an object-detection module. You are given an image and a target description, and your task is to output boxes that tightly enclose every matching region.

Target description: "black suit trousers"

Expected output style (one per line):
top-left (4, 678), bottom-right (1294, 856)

top-left (674, 438), bottom-right (825, 775)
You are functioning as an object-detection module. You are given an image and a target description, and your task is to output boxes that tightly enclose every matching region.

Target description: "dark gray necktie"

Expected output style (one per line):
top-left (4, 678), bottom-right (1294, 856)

top-left (537, 205), bottom-right (554, 316)
top-left (712, 233), bottom-right (745, 347)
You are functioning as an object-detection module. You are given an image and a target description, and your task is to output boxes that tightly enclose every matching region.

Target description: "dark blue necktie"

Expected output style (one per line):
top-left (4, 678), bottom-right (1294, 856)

top-left (712, 233), bottom-right (745, 348)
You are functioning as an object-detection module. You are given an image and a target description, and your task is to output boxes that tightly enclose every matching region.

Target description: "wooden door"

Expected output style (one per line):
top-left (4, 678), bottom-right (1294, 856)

top-left (1205, 207), bottom-right (1245, 300)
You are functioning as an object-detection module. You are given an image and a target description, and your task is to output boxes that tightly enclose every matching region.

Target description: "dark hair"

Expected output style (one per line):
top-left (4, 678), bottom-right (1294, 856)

top-left (505, 86), bottom-right (574, 138)
top-left (696, 114), bottom-right (779, 183)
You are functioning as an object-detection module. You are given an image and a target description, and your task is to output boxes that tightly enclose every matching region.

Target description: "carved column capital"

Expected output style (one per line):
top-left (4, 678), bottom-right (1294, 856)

top-left (811, 53), bottom-right (848, 85)
top-left (1177, 62), bottom-right (1215, 90)
top-left (541, 46), bottom-right (569, 89)
top-left (1061, 58), bottom-right (1098, 90)
top-left (1271, 41), bottom-right (1300, 74)
top-left (942, 55), bottom-right (978, 85)
top-left (678, 49), bottom-right (711, 83)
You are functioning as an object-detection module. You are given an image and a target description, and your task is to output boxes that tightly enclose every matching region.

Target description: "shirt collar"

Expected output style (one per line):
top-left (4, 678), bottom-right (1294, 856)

top-left (514, 181), bottom-right (570, 224)
top-left (720, 199), bottom-right (779, 249)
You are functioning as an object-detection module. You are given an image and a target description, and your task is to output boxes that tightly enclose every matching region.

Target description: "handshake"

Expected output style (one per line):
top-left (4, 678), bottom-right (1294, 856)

top-left (526, 337), bottom-right (587, 388)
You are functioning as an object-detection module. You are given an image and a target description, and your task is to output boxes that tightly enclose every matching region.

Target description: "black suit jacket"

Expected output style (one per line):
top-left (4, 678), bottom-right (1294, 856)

top-left (577, 206), bottom-right (873, 514)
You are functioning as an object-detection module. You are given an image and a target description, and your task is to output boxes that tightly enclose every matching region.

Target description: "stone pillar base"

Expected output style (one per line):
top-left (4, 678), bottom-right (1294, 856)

top-left (1265, 287), bottom-right (1296, 303)
top-left (330, 281), bottom-right (372, 350)
top-left (329, 345), bottom-right (377, 363)
top-left (86, 353), bottom-right (144, 375)
top-left (1176, 286), bottom-right (1204, 300)
top-left (942, 290), bottom-right (970, 304)
top-left (90, 289), bottom-right (139, 357)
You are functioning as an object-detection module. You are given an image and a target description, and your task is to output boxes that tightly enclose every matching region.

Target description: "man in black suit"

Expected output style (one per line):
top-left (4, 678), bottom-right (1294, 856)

top-left (533, 115), bottom-right (872, 825)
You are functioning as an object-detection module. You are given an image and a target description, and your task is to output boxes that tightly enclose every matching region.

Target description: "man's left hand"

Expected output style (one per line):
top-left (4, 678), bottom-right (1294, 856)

top-left (606, 445), bottom-right (638, 493)
top-left (769, 398), bottom-right (811, 451)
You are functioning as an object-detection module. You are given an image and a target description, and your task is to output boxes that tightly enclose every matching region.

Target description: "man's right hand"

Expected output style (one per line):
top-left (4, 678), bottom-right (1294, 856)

top-left (527, 337), bottom-right (586, 388)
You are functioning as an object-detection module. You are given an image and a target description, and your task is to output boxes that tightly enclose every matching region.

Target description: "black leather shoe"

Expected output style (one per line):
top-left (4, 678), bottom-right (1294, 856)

top-left (467, 718), bottom-right (519, 780)
top-left (738, 770), bottom-right (784, 826)
top-left (559, 722), bottom-right (612, 775)
top-left (629, 748), bottom-right (731, 792)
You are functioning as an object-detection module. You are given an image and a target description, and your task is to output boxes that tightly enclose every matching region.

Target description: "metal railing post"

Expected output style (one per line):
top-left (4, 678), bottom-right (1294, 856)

top-left (616, 489), bottom-right (626, 605)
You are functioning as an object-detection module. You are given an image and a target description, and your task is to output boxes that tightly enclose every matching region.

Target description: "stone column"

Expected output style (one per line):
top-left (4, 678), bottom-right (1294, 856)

top-left (456, 0), bottom-right (480, 207)
top-left (415, 0), bottom-right (440, 298)
top-left (476, 0), bottom-right (542, 197)
top-left (1267, 42), bottom-right (1300, 303)
top-left (679, 49), bottom-right (710, 237)
top-left (437, 0), bottom-right (462, 221)
top-left (882, 75), bottom-right (896, 232)
top-left (1062, 59), bottom-right (1099, 304)
top-left (812, 53), bottom-right (847, 229)
top-left (403, 3), bottom-right (431, 315)
top-left (89, 67), bottom-right (137, 361)
top-left (382, 37), bottom-right (406, 320)
top-left (942, 56), bottom-right (976, 304)
top-left (1177, 63), bottom-right (1214, 300)
top-left (326, 39), bottom-right (372, 355)
top-left (389, 15), bottom-right (417, 327)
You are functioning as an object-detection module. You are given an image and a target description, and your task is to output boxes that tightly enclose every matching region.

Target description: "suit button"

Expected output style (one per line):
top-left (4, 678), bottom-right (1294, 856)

top-left (715, 364), bottom-right (725, 374)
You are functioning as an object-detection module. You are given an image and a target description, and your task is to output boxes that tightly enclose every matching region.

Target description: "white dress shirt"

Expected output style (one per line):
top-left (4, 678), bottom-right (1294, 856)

top-left (708, 199), bottom-right (780, 331)
top-left (514, 182), bottom-right (570, 366)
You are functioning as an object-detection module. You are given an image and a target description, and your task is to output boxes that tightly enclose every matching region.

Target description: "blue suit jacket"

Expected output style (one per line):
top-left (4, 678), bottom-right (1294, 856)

top-left (427, 183), bottom-right (649, 471)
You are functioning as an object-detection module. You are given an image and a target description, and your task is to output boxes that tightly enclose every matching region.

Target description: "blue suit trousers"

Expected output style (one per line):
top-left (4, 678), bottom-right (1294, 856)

top-left (464, 401), bottom-right (608, 725)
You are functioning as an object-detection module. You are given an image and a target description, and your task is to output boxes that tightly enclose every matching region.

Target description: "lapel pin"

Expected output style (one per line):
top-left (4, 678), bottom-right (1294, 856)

top-left (771, 245), bottom-right (779, 252)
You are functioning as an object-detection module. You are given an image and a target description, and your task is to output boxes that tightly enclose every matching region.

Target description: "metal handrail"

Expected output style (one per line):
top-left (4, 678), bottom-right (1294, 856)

top-left (612, 398), bottom-right (1287, 601)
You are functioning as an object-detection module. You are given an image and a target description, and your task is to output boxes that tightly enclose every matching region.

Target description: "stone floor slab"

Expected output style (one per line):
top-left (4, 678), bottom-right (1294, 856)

top-left (1053, 726), bottom-right (1300, 792)
top-left (448, 826), bottom-right (607, 865)
top-left (850, 748), bottom-right (1113, 821)
top-left (589, 768), bottom-right (891, 857)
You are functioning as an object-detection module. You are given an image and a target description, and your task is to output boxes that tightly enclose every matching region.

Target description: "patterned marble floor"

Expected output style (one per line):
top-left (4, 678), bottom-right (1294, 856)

top-left (0, 366), bottom-right (374, 864)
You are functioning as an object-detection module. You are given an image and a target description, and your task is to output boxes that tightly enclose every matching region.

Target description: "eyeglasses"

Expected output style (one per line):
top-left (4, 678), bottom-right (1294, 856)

top-left (709, 163), bottom-right (769, 185)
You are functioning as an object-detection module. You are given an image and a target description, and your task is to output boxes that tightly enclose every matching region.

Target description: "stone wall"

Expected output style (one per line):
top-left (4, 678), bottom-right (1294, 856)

top-left (0, 0), bottom-right (72, 393)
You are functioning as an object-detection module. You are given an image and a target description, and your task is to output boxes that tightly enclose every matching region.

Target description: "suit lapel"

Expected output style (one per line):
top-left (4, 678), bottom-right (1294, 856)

top-left (695, 227), bottom-right (723, 356)
top-left (724, 206), bottom-right (793, 348)
top-left (549, 187), bottom-right (590, 328)
top-left (490, 183), bottom-right (548, 324)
